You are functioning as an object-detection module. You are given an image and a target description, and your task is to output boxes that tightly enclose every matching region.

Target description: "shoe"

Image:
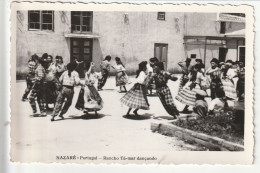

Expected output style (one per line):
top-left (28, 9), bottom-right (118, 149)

top-left (41, 112), bottom-right (47, 117)
top-left (133, 110), bottom-right (139, 116)
top-left (50, 117), bottom-right (55, 121)
top-left (59, 114), bottom-right (64, 120)
top-left (22, 97), bottom-right (28, 102)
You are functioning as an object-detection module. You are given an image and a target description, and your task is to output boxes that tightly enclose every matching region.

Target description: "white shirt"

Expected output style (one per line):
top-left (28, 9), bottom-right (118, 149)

top-left (136, 71), bottom-right (147, 84)
top-left (59, 71), bottom-right (81, 86)
top-left (208, 98), bottom-right (225, 112)
top-left (114, 64), bottom-right (126, 72)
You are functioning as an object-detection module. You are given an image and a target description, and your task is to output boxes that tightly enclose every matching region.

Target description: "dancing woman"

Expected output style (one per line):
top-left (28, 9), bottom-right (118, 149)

top-left (177, 58), bottom-right (191, 91)
top-left (175, 64), bottom-right (206, 113)
top-left (114, 57), bottom-right (130, 92)
top-left (51, 61), bottom-right (82, 121)
top-left (75, 62), bottom-right (103, 116)
top-left (120, 61), bottom-right (150, 116)
top-left (98, 55), bottom-right (112, 90)
top-left (152, 62), bottom-right (180, 119)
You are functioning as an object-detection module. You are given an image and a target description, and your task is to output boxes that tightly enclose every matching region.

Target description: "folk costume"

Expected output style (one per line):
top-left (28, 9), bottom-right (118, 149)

top-left (153, 62), bottom-right (180, 119)
top-left (193, 89), bottom-right (208, 117)
top-left (51, 61), bottom-right (82, 121)
top-left (206, 58), bottom-right (222, 99)
top-left (22, 54), bottom-right (38, 101)
top-left (176, 65), bottom-right (206, 107)
top-left (29, 57), bottom-right (47, 116)
top-left (237, 64), bottom-right (245, 101)
top-left (121, 61), bottom-right (150, 115)
top-left (177, 59), bottom-right (190, 91)
top-left (114, 64), bottom-right (130, 87)
top-left (98, 56), bottom-right (112, 90)
top-left (75, 64), bottom-right (103, 114)
top-left (45, 61), bottom-right (62, 105)
top-left (221, 65), bottom-right (238, 100)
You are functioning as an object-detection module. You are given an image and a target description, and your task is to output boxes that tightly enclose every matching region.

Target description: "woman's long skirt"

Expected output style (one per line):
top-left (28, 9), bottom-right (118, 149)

top-left (120, 83), bottom-right (149, 110)
top-left (75, 85), bottom-right (103, 112)
top-left (221, 78), bottom-right (238, 100)
top-left (175, 81), bottom-right (196, 107)
top-left (157, 86), bottom-right (179, 117)
top-left (116, 71), bottom-right (130, 86)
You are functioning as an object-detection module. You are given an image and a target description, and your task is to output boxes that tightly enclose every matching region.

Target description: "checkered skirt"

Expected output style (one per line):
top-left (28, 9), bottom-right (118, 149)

top-left (120, 83), bottom-right (149, 110)
top-left (157, 86), bottom-right (179, 117)
top-left (175, 82), bottom-right (196, 107)
top-left (116, 72), bottom-right (130, 86)
top-left (221, 78), bottom-right (238, 100)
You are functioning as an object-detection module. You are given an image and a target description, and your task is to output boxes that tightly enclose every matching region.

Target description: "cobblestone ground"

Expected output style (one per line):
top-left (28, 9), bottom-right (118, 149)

top-left (11, 75), bottom-right (198, 163)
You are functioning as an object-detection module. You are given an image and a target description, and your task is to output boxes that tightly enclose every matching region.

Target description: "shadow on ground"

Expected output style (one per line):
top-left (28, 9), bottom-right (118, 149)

top-left (153, 116), bottom-right (176, 120)
top-left (67, 113), bottom-right (111, 120)
top-left (122, 113), bottom-right (153, 120)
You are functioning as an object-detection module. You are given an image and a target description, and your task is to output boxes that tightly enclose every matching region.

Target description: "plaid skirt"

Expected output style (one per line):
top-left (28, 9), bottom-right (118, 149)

top-left (116, 71), bottom-right (130, 86)
top-left (120, 83), bottom-right (149, 110)
top-left (221, 78), bottom-right (238, 100)
top-left (175, 82), bottom-right (196, 107)
top-left (157, 86), bottom-right (179, 116)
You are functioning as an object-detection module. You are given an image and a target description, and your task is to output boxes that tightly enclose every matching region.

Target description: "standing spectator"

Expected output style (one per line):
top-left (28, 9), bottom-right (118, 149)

top-left (221, 60), bottom-right (238, 100)
top-left (55, 56), bottom-right (66, 78)
top-left (22, 54), bottom-right (39, 101)
top-left (206, 58), bottom-right (222, 99)
top-left (237, 60), bottom-right (245, 101)
top-left (98, 55), bottom-right (112, 90)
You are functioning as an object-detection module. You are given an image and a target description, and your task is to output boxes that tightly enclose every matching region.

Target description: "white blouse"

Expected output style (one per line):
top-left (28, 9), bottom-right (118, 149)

top-left (136, 71), bottom-right (147, 84)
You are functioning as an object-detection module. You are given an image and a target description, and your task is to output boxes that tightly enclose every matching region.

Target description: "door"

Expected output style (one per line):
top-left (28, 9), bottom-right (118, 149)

top-left (154, 43), bottom-right (168, 70)
top-left (219, 47), bottom-right (228, 62)
top-left (238, 46), bottom-right (245, 62)
top-left (71, 38), bottom-right (93, 77)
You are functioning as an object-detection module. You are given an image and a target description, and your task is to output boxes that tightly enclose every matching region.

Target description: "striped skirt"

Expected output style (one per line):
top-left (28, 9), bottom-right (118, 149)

top-left (221, 78), bottom-right (238, 100)
top-left (175, 82), bottom-right (196, 107)
top-left (120, 83), bottom-right (149, 110)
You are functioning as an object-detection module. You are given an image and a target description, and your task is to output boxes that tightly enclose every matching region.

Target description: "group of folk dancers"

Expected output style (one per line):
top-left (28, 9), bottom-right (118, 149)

top-left (22, 53), bottom-right (245, 121)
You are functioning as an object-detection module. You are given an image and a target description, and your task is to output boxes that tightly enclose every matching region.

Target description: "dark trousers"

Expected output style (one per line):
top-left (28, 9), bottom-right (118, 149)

top-left (98, 71), bottom-right (109, 89)
top-left (52, 86), bottom-right (74, 117)
top-left (157, 86), bottom-right (179, 118)
top-left (22, 74), bottom-right (34, 99)
top-left (29, 83), bottom-right (46, 113)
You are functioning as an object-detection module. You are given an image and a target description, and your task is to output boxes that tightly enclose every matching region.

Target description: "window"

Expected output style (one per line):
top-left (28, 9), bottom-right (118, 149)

top-left (28, 11), bottom-right (54, 30)
top-left (157, 12), bottom-right (165, 20)
top-left (71, 11), bottom-right (93, 33)
top-left (220, 22), bottom-right (226, 34)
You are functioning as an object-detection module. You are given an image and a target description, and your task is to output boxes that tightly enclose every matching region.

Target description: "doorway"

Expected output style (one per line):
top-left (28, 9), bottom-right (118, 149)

top-left (70, 38), bottom-right (93, 77)
top-left (219, 47), bottom-right (228, 62)
top-left (154, 43), bottom-right (168, 70)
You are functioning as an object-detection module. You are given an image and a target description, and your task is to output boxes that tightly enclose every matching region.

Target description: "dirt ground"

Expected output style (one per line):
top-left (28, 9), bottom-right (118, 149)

top-left (11, 75), bottom-right (200, 163)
